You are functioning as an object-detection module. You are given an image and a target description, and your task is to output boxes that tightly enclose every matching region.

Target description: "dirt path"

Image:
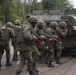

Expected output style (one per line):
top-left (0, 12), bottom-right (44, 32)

top-left (0, 46), bottom-right (76, 75)
top-left (0, 56), bottom-right (76, 75)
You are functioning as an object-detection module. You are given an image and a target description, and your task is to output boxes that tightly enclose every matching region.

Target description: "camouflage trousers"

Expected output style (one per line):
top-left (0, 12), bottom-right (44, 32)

top-left (0, 45), bottom-right (10, 65)
top-left (12, 38), bottom-right (18, 58)
top-left (16, 51), bottom-right (33, 72)
top-left (31, 45), bottom-right (40, 56)
top-left (30, 45), bottom-right (40, 62)
top-left (54, 44), bottom-right (62, 58)
top-left (46, 46), bottom-right (54, 62)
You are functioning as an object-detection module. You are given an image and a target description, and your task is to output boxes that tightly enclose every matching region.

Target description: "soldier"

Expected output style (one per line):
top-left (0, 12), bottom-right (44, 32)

top-left (34, 20), bottom-right (45, 35)
top-left (49, 21), bottom-right (64, 64)
top-left (27, 16), bottom-right (40, 72)
top-left (0, 22), bottom-right (15, 68)
top-left (57, 21), bottom-right (67, 37)
top-left (8, 20), bottom-right (21, 61)
top-left (15, 17), bottom-right (39, 75)
top-left (33, 20), bottom-right (45, 63)
top-left (44, 24), bottom-right (55, 67)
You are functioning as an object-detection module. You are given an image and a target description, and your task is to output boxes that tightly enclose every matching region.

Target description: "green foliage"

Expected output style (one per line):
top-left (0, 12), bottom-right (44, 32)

top-left (25, 1), bottom-right (43, 14)
top-left (42, 0), bottom-right (74, 10)
top-left (31, 1), bottom-right (43, 11)
top-left (0, 0), bottom-right (74, 25)
top-left (0, 0), bottom-right (23, 24)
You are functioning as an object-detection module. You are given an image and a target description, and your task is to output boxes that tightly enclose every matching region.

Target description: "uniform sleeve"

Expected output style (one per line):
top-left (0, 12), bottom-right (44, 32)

top-left (57, 28), bottom-right (67, 37)
top-left (45, 28), bottom-right (53, 36)
top-left (33, 28), bottom-right (37, 34)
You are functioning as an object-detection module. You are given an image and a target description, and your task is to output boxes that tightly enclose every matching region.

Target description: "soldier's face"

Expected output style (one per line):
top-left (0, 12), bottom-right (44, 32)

top-left (61, 26), bottom-right (65, 29)
top-left (52, 27), bottom-right (56, 30)
top-left (15, 24), bottom-right (20, 26)
top-left (38, 26), bottom-right (43, 30)
top-left (31, 22), bottom-right (37, 28)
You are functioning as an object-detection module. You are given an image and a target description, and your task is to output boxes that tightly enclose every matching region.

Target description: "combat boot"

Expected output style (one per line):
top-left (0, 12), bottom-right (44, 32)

top-left (13, 56), bottom-right (18, 61)
top-left (56, 58), bottom-right (63, 64)
top-left (0, 62), bottom-right (1, 67)
top-left (29, 70), bottom-right (39, 75)
top-left (6, 59), bottom-right (12, 66)
top-left (15, 71), bottom-right (21, 75)
top-left (32, 63), bottom-right (39, 72)
top-left (29, 71), bottom-right (33, 75)
top-left (48, 61), bottom-right (55, 67)
top-left (0, 64), bottom-right (1, 67)
top-left (0, 62), bottom-right (2, 70)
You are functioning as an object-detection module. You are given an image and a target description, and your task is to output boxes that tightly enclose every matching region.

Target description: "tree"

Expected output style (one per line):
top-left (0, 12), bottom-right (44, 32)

top-left (31, 1), bottom-right (43, 11)
top-left (42, 0), bottom-right (73, 10)
top-left (0, 0), bottom-right (23, 24)
top-left (24, 0), bottom-right (43, 14)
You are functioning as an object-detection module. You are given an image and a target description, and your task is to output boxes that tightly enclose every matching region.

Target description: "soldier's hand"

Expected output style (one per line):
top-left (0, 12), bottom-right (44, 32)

top-left (67, 29), bottom-right (72, 35)
top-left (33, 35), bottom-right (38, 39)
top-left (40, 35), bottom-right (45, 39)
top-left (41, 41), bottom-right (45, 45)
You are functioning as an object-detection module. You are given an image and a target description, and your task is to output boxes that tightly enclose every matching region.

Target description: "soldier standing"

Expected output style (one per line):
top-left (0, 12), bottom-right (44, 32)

top-left (33, 20), bottom-right (45, 63)
top-left (15, 16), bottom-right (39, 75)
top-left (0, 22), bottom-right (15, 68)
top-left (44, 24), bottom-right (55, 67)
top-left (57, 21), bottom-right (67, 38)
top-left (27, 16), bottom-right (40, 72)
top-left (8, 20), bottom-right (21, 61)
top-left (49, 21), bottom-right (67, 64)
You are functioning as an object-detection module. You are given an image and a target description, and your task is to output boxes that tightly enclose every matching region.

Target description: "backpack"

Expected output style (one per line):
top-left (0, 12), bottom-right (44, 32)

top-left (22, 25), bottom-right (33, 40)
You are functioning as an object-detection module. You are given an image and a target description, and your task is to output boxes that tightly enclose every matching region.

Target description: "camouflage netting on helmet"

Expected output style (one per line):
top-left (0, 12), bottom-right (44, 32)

top-left (49, 21), bottom-right (58, 28)
top-left (6, 22), bottom-right (13, 27)
top-left (37, 20), bottom-right (45, 28)
top-left (28, 15), bottom-right (38, 23)
top-left (59, 22), bottom-right (67, 28)
top-left (14, 20), bottom-right (21, 26)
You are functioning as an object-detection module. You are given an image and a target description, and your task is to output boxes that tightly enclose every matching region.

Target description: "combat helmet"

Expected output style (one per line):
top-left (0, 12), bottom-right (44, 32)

top-left (59, 22), bottom-right (66, 28)
top-left (37, 20), bottom-right (45, 29)
top-left (14, 20), bottom-right (21, 26)
top-left (49, 21), bottom-right (58, 29)
top-left (6, 22), bottom-right (13, 27)
top-left (28, 15), bottom-right (38, 28)
top-left (28, 15), bottom-right (38, 23)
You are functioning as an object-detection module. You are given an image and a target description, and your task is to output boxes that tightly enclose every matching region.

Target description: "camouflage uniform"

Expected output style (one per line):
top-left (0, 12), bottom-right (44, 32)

top-left (15, 24), bottom-right (38, 75)
top-left (8, 20), bottom-right (21, 61)
top-left (50, 21), bottom-right (64, 64)
top-left (57, 22), bottom-right (67, 37)
top-left (34, 20), bottom-right (45, 35)
top-left (28, 15), bottom-right (40, 72)
top-left (55, 22), bottom-right (67, 63)
top-left (33, 20), bottom-right (45, 62)
top-left (0, 22), bottom-right (15, 67)
top-left (45, 27), bottom-right (55, 67)
top-left (16, 25), bottom-right (33, 75)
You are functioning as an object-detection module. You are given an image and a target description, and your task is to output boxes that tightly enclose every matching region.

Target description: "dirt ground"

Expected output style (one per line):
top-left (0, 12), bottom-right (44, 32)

top-left (0, 46), bottom-right (76, 75)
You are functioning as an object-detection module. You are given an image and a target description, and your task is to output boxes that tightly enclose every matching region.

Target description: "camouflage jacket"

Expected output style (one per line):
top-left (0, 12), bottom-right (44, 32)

top-left (33, 26), bottom-right (44, 36)
top-left (56, 27), bottom-right (67, 38)
top-left (1, 26), bottom-right (15, 44)
top-left (7, 24), bottom-right (21, 37)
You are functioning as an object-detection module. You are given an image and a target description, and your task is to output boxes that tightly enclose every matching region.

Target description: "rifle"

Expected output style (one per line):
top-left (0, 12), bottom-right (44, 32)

top-left (34, 34), bottom-right (43, 42)
top-left (44, 34), bottom-right (62, 45)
